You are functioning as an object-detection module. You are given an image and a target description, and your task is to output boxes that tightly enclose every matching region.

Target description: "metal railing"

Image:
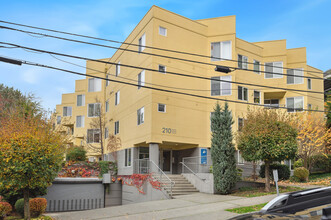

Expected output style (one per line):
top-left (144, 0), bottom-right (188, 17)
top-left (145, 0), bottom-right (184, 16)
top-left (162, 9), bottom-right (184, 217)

top-left (182, 155), bottom-right (212, 174)
top-left (179, 162), bottom-right (206, 181)
top-left (133, 159), bottom-right (175, 198)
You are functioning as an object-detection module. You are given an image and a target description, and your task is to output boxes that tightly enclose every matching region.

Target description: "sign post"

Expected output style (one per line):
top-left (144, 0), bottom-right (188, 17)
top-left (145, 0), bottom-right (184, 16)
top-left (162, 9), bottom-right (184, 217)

top-left (273, 169), bottom-right (279, 196)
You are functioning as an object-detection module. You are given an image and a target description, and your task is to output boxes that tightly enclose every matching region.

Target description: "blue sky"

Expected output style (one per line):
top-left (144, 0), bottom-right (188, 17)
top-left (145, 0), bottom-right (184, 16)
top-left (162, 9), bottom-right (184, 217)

top-left (0, 0), bottom-right (330, 111)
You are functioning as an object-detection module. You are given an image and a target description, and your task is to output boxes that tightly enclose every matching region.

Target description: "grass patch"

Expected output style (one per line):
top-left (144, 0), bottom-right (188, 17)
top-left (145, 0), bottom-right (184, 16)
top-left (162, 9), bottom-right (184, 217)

top-left (231, 186), bottom-right (302, 197)
top-left (226, 203), bottom-right (267, 214)
top-left (309, 172), bottom-right (331, 181)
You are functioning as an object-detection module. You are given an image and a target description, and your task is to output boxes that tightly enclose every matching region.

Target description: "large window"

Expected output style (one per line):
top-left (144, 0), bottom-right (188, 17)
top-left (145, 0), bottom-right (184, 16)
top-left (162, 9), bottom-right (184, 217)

top-left (238, 86), bottom-right (248, 101)
top-left (88, 78), bottom-right (102, 92)
top-left (211, 41), bottom-right (232, 61)
top-left (238, 54), bottom-right (248, 69)
top-left (87, 129), bottom-right (100, 143)
top-left (254, 60), bottom-right (260, 74)
top-left (265, 62), bottom-right (283, 79)
top-left (125, 148), bottom-right (132, 167)
top-left (116, 62), bottom-right (120, 76)
top-left (286, 97), bottom-right (304, 112)
top-left (114, 121), bottom-right (119, 135)
top-left (77, 94), bottom-right (85, 106)
top-left (254, 90), bottom-right (260, 104)
top-left (88, 103), bottom-right (101, 117)
top-left (63, 106), bottom-right (72, 117)
top-left (287, 68), bottom-right (303, 84)
top-left (264, 99), bottom-right (279, 108)
top-left (137, 107), bottom-right (144, 125)
top-left (76, 115), bottom-right (84, 128)
top-left (115, 91), bottom-right (120, 106)
top-left (138, 70), bottom-right (145, 89)
top-left (138, 33), bottom-right (146, 53)
top-left (159, 26), bottom-right (167, 36)
top-left (211, 75), bottom-right (232, 96)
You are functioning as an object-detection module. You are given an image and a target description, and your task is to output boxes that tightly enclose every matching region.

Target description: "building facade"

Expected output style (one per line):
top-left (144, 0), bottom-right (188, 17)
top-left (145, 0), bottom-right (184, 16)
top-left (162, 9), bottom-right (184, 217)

top-left (56, 6), bottom-right (324, 175)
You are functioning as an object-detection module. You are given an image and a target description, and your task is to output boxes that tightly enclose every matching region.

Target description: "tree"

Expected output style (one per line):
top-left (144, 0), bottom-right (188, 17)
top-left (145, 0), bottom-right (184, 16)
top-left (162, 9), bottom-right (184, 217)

top-left (237, 108), bottom-right (297, 192)
top-left (295, 112), bottom-right (331, 171)
top-left (211, 102), bottom-right (237, 194)
top-left (0, 112), bottom-right (66, 220)
top-left (107, 134), bottom-right (122, 162)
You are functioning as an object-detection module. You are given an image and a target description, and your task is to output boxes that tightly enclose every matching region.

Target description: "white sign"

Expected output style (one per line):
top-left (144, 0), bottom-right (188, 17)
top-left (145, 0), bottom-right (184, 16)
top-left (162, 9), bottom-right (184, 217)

top-left (273, 169), bottom-right (279, 182)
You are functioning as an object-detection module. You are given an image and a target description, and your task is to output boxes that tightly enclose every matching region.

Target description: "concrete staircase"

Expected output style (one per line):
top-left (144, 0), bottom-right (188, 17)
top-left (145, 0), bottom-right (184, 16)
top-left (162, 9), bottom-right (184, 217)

top-left (161, 174), bottom-right (199, 197)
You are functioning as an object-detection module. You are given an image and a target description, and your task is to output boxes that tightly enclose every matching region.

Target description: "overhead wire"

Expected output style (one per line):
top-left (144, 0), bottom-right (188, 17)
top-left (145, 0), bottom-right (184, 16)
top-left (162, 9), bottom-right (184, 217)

top-left (0, 25), bottom-right (327, 81)
top-left (0, 42), bottom-right (325, 95)
top-left (0, 19), bottom-right (325, 76)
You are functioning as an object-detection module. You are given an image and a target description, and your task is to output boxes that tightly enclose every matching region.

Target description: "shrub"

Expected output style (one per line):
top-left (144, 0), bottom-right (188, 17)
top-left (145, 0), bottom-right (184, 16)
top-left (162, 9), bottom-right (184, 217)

top-left (66, 147), bottom-right (86, 161)
top-left (98, 161), bottom-right (110, 177)
top-left (236, 168), bottom-right (243, 181)
top-left (209, 166), bottom-right (213, 173)
top-left (30, 198), bottom-right (47, 218)
top-left (259, 164), bottom-right (290, 180)
top-left (0, 202), bottom-right (12, 218)
top-left (294, 167), bottom-right (309, 182)
top-left (15, 198), bottom-right (25, 217)
top-left (311, 154), bottom-right (331, 172)
top-left (293, 159), bottom-right (303, 169)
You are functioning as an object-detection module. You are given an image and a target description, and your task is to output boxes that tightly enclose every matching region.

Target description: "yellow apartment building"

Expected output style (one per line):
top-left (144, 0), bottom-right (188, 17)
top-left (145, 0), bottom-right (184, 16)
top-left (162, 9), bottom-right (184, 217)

top-left (55, 6), bottom-right (324, 176)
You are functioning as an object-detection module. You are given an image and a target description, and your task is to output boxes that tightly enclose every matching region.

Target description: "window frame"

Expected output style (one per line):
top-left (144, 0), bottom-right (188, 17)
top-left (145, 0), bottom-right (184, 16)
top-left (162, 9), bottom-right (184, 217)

top-left (137, 107), bottom-right (145, 125)
top-left (158, 103), bottom-right (166, 113)
top-left (264, 99), bottom-right (280, 108)
top-left (264, 62), bottom-right (283, 79)
top-left (114, 121), bottom-right (119, 135)
top-left (254, 90), bottom-right (261, 104)
top-left (210, 41), bottom-right (232, 61)
top-left (238, 86), bottom-right (248, 101)
top-left (76, 115), bottom-right (85, 128)
top-left (238, 54), bottom-right (248, 69)
top-left (115, 91), bottom-right (120, 106)
top-left (63, 106), bottom-right (72, 117)
top-left (253, 60), bottom-right (261, 74)
top-left (88, 78), bottom-right (102, 92)
top-left (125, 148), bottom-right (132, 167)
top-left (105, 100), bottom-right (109, 112)
top-left (211, 75), bottom-right (232, 96)
top-left (77, 94), bottom-right (85, 107)
top-left (87, 129), bottom-right (100, 143)
top-left (138, 33), bottom-right (146, 53)
top-left (286, 96), bottom-right (304, 112)
top-left (88, 103), bottom-right (101, 117)
top-left (159, 26), bottom-right (167, 36)
top-left (116, 62), bottom-right (120, 76)
top-left (158, 64), bottom-right (166, 73)
top-left (138, 70), bottom-right (145, 89)
top-left (307, 78), bottom-right (312, 90)
top-left (287, 68), bottom-right (304, 85)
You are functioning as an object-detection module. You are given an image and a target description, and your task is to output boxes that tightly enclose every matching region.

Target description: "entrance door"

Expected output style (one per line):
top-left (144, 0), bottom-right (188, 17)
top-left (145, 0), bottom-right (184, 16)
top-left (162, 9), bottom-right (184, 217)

top-left (162, 150), bottom-right (171, 173)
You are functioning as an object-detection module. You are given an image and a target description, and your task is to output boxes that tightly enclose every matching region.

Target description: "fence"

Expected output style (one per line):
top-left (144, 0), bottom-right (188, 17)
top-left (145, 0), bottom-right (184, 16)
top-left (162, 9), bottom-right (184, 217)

top-left (182, 155), bottom-right (212, 173)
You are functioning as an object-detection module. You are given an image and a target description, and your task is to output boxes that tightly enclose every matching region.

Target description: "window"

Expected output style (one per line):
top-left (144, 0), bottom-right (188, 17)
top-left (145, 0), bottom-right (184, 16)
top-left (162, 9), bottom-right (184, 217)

top-left (264, 99), bottom-right (279, 108)
top-left (105, 127), bottom-right (109, 139)
top-left (238, 54), bottom-right (248, 69)
top-left (238, 118), bottom-right (244, 131)
top-left (308, 78), bottom-right (312, 90)
top-left (57, 116), bottom-right (61, 124)
top-left (265, 62), bottom-right (283, 79)
top-left (254, 90), bottom-right (260, 104)
top-left (254, 60), bottom-right (260, 74)
top-left (238, 86), bottom-right (248, 101)
top-left (87, 129), bottom-right (100, 143)
top-left (105, 101), bottom-right (109, 112)
top-left (116, 62), bottom-right (120, 76)
top-left (114, 121), bottom-right (119, 135)
top-left (286, 97), bottom-right (304, 112)
top-left (158, 103), bottom-right (166, 112)
top-left (137, 107), bottom-right (144, 125)
top-left (138, 33), bottom-right (146, 53)
top-left (76, 115), bottom-right (84, 128)
top-left (115, 91), bottom-right (120, 106)
top-left (159, 26), bottom-right (167, 36)
top-left (88, 78), bottom-right (102, 92)
top-left (211, 75), bottom-right (232, 96)
top-left (88, 103), bottom-right (101, 117)
top-left (125, 148), bottom-right (132, 167)
top-left (106, 74), bottom-right (109, 87)
top-left (139, 147), bottom-right (149, 159)
top-left (77, 94), bottom-right (85, 106)
top-left (138, 70), bottom-right (145, 89)
top-left (158, 65), bottom-right (166, 73)
top-left (308, 104), bottom-right (312, 110)
top-left (287, 68), bottom-right (303, 84)
top-left (211, 41), bottom-right (232, 61)
top-left (63, 106), bottom-right (72, 116)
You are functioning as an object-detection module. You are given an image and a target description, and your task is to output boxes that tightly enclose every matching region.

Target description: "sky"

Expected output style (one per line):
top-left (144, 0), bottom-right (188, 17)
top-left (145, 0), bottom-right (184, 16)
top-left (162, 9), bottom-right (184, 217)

top-left (0, 0), bottom-right (330, 111)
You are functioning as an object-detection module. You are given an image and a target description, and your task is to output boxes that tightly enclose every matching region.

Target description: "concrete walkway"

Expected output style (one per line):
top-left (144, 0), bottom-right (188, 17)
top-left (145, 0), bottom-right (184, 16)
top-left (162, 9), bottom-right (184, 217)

top-left (47, 193), bottom-right (277, 220)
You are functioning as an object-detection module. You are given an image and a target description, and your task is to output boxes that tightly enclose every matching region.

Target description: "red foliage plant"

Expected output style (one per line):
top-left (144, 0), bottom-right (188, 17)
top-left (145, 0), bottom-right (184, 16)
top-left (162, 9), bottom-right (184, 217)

top-left (0, 202), bottom-right (12, 217)
top-left (29, 198), bottom-right (47, 218)
top-left (119, 174), bottom-right (162, 194)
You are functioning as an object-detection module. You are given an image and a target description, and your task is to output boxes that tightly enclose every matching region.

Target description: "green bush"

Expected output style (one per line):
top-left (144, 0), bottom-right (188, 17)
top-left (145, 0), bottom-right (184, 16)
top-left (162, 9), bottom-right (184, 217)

top-left (237, 168), bottom-right (243, 181)
top-left (0, 187), bottom-right (46, 207)
top-left (293, 159), bottom-right (303, 169)
top-left (209, 166), bottom-right (213, 173)
top-left (15, 198), bottom-right (25, 217)
top-left (259, 164), bottom-right (290, 180)
top-left (98, 161), bottom-right (110, 177)
top-left (66, 147), bottom-right (86, 161)
top-left (311, 154), bottom-right (331, 172)
top-left (294, 167), bottom-right (309, 182)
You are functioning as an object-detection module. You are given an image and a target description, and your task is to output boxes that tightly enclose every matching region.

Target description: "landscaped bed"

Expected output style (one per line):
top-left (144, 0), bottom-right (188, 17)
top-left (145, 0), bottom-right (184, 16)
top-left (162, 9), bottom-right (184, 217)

top-left (231, 186), bottom-right (303, 197)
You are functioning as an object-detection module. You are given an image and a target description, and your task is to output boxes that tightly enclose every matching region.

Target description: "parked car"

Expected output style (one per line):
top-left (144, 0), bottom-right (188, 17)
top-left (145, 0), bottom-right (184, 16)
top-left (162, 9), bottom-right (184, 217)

top-left (229, 187), bottom-right (331, 219)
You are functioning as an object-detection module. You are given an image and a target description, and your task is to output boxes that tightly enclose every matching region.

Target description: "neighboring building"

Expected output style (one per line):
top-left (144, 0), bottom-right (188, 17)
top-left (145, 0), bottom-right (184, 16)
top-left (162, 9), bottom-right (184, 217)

top-left (56, 6), bottom-right (324, 176)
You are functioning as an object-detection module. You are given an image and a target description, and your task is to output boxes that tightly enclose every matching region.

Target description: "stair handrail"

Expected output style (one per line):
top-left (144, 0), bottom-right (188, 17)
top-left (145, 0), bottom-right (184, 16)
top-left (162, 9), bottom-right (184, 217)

top-left (180, 161), bottom-right (206, 181)
top-left (149, 160), bottom-right (175, 198)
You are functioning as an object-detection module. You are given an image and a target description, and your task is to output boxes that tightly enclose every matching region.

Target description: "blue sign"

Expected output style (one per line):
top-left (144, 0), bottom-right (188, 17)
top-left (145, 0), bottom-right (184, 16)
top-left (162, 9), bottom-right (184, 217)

top-left (200, 148), bottom-right (207, 164)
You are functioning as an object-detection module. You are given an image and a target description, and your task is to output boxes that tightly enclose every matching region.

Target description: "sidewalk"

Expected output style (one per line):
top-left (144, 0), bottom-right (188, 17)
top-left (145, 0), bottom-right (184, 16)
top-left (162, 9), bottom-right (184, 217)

top-left (47, 193), bottom-right (277, 220)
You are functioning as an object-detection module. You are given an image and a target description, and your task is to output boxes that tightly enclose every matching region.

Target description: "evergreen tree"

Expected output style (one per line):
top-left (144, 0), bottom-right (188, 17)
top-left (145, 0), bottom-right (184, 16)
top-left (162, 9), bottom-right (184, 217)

top-left (211, 102), bottom-right (237, 194)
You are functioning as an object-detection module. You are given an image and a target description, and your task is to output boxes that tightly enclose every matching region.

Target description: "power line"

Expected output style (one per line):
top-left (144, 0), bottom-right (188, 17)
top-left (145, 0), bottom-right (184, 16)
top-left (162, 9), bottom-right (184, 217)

top-left (0, 25), bottom-right (326, 81)
top-left (0, 42), bottom-right (325, 95)
top-left (0, 19), bottom-right (325, 76)
top-left (1, 56), bottom-right (326, 113)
